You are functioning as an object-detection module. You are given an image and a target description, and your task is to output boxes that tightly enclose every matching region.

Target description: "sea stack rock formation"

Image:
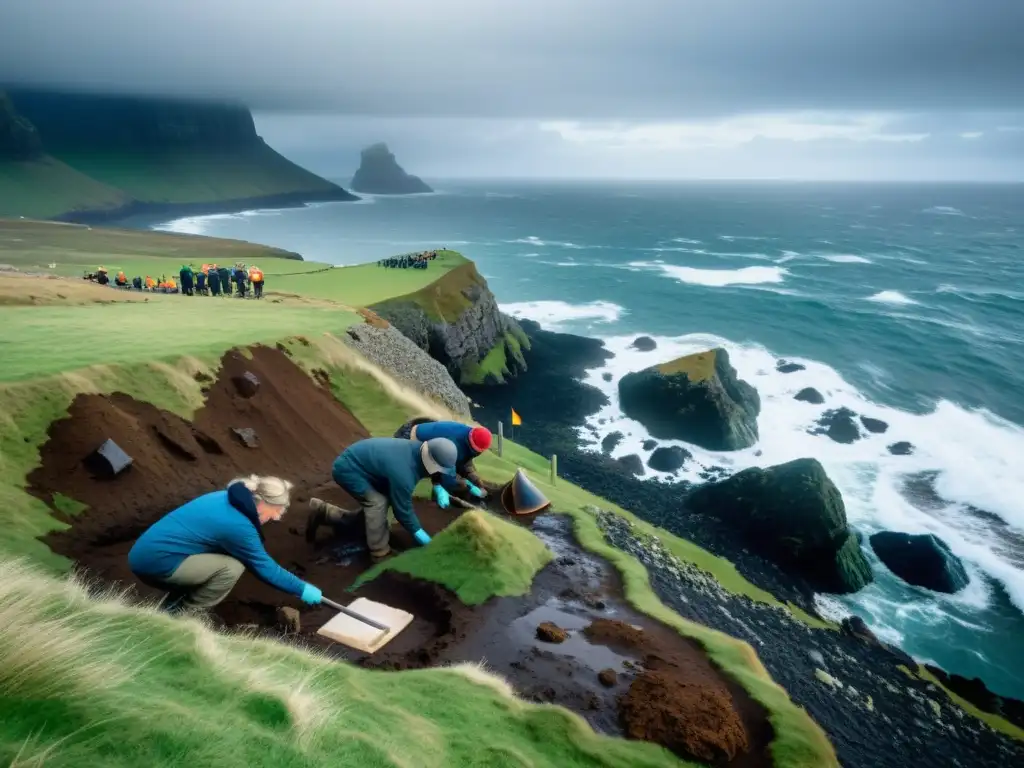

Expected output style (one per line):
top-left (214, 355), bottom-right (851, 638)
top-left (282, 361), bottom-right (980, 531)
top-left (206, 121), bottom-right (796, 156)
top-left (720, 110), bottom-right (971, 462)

top-left (685, 457), bottom-right (874, 593)
top-left (350, 143), bottom-right (433, 195)
top-left (869, 531), bottom-right (969, 594)
top-left (618, 348), bottom-right (760, 451)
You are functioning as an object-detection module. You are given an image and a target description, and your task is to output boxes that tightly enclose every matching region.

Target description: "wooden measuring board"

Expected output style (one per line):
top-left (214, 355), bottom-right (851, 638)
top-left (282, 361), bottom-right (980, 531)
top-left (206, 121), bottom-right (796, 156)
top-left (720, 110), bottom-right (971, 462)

top-left (316, 598), bottom-right (414, 653)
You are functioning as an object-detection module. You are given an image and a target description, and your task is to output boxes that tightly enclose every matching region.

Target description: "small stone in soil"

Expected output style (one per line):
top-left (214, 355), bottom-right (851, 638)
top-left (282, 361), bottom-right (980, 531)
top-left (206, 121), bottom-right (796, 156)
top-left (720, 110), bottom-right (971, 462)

top-left (598, 668), bottom-right (618, 687)
top-left (537, 622), bottom-right (569, 643)
top-left (276, 606), bottom-right (301, 634)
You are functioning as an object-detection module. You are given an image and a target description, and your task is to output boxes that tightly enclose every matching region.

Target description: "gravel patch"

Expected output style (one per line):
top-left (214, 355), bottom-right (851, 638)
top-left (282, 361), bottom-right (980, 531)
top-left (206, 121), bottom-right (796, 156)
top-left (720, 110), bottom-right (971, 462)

top-left (343, 324), bottom-right (471, 417)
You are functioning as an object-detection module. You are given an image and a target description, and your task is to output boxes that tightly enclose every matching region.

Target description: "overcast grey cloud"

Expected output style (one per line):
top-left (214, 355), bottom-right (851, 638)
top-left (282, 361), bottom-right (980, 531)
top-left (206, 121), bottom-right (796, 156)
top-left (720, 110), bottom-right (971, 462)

top-left (2, 0), bottom-right (1023, 179)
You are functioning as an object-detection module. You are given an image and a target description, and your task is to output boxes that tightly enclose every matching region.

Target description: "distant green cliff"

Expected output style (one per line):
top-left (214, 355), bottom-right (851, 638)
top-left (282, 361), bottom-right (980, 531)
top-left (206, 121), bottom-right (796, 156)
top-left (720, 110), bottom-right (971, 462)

top-left (0, 89), bottom-right (357, 222)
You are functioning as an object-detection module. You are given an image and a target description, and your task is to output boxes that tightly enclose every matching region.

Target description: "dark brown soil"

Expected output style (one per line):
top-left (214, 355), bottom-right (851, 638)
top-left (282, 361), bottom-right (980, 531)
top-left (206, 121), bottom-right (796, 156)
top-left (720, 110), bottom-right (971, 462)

top-left (587, 618), bottom-right (751, 764)
top-left (26, 345), bottom-right (773, 767)
top-left (30, 345), bottom-right (459, 624)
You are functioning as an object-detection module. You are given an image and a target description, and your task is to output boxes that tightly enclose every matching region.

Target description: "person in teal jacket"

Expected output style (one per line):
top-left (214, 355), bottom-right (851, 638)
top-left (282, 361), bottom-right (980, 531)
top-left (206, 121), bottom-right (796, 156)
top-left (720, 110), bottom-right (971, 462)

top-left (128, 475), bottom-right (323, 614)
top-left (393, 418), bottom-right (492, 508)
top-left (306, 437), bottom-right (458, 562)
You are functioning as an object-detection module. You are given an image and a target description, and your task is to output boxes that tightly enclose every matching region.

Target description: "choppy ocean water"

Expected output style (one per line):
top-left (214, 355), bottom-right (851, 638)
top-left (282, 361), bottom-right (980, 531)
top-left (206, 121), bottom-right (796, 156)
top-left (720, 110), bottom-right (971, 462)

top-left (155, 180), bottom-right (1024, 698)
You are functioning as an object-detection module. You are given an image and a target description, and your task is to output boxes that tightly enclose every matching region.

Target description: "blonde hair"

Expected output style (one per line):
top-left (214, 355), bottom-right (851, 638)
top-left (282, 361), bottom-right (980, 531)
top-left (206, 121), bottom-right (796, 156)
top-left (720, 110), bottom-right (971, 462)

top-left (230, 475), bottom-right (294, 509)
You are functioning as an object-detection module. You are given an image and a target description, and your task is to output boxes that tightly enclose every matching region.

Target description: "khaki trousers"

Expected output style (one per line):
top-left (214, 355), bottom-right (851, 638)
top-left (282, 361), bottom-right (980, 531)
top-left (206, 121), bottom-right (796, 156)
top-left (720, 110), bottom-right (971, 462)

top-left (146, 553), bottom-right (245, 612)
top-left (322, 490), bottom-right (391, 557)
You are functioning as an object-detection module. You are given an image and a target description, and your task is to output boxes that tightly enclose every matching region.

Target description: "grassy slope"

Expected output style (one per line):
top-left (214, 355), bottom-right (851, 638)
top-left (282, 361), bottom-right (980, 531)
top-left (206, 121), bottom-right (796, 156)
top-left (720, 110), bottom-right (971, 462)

top-left (0, 156), bottom-right (131, 219)
top-left (272, 250), bottom-right (468, 307)
top-left (353, 509), bottom-right (555, 605)
top-left (0, 218), bottom-right (312, 278)
top-left (0, 559), bottom-right (678, 768)
top-left (52, 144), bottom-right (340, 204)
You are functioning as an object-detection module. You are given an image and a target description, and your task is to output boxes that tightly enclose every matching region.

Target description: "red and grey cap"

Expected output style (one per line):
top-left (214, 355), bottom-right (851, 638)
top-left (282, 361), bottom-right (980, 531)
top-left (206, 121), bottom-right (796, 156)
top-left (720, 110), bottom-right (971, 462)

top-left (469, 427), bottom-right (492, 453)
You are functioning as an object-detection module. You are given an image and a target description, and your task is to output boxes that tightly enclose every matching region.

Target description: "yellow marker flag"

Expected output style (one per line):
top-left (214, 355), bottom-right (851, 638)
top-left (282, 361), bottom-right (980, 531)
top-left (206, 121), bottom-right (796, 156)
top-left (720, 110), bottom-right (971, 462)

top-left (511, 408), bottom-right (522, 426)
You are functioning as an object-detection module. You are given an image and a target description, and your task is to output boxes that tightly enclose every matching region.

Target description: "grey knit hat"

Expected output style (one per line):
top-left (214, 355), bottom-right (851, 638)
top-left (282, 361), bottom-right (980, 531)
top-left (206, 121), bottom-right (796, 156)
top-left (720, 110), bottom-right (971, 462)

top-left (420, 438), bottom-right (457, 475)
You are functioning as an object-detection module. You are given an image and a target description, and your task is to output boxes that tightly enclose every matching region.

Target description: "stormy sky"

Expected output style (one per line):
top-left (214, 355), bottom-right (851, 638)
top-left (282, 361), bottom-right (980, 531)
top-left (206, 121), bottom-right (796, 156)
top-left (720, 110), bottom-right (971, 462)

top-left (2, 0), bottom-right (1023, 180)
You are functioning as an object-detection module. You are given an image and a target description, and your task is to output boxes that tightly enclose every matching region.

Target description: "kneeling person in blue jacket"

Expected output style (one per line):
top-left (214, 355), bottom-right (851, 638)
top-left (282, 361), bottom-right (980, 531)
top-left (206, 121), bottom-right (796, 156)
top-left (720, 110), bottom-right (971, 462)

top-left (128, 475), bottom-right (323, 614)
top-left (307, 437), bottom-right (458, 562)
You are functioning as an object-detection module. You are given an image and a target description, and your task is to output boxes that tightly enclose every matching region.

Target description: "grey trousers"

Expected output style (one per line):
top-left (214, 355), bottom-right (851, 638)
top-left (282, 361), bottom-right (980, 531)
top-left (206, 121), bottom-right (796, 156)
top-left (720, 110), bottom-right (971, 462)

top-left (323, 489), bottom-right (391, 557)
top-left (144, 553), bottom-right (245, 612)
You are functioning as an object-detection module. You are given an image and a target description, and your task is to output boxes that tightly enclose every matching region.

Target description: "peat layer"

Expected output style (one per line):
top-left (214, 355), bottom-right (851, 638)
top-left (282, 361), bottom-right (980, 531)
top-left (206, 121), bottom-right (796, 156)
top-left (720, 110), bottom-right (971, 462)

top-left (28, 344), bottom-right (772, 766)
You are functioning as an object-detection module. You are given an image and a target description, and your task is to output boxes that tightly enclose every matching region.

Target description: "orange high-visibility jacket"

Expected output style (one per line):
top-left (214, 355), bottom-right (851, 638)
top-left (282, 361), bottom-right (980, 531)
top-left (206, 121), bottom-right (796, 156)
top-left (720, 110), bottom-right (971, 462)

top-left (249, 267), bottom-right (264, 282)
top-left (145, 277), bottom-right (156, 289)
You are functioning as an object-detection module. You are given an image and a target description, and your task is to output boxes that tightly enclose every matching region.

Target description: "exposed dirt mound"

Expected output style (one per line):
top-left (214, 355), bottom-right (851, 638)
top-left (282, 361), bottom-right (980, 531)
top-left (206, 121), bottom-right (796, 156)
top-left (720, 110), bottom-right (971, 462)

top-left (30, 345), bottom-right (458, 623)
top-left (585, 617), bottom-right (758, 765)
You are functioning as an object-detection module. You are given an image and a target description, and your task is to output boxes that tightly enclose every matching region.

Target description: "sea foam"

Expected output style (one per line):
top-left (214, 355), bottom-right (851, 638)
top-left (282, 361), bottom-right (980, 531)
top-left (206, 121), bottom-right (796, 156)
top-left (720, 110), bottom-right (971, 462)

top-left (628, 262), bottom-right (787, 286)
top-left (500, 300), bottom-right (625, 330)
top-left (867, 290), bottom-right (919, 306)
top-left (569, 332), bottom-right (1024, 625)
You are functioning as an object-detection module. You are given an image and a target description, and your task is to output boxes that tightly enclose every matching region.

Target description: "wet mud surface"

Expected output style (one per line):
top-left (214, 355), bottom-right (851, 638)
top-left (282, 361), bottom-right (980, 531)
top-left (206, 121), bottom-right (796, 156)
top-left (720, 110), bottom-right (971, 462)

top-left (28, 345), bottom-right (772, 766)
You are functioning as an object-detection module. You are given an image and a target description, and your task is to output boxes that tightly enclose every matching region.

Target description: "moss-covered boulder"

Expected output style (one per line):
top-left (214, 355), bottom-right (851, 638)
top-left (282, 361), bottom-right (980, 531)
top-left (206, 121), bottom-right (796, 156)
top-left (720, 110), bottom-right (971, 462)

top-left (618, 348), bottom-right (760, 451)
top-left (684, 458), bottom-right (873, 593)
top-left (869, 531), bottom-right (969, 594)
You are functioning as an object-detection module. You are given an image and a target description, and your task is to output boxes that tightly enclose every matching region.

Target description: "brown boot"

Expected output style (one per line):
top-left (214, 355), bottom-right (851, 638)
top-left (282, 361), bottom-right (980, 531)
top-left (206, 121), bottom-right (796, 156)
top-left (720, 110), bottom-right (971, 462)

top-left (370, 548), bottom-right (393, 564)
top-left (305, 498), bottom-right (328, 543)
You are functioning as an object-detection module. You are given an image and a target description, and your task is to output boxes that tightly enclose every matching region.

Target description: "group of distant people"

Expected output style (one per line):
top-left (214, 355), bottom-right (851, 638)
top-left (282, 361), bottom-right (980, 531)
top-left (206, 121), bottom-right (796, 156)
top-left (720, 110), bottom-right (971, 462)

top-left (376, 250), bottom-right (439, 270)
top-left (85, 263), bottom-right (266, 298)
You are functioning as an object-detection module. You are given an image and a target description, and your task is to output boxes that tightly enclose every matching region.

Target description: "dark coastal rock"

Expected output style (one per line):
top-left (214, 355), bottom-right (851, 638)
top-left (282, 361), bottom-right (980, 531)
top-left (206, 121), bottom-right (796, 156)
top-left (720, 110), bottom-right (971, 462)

top-left (685, 458), bottom-right (873, 593)
top-left (600, 431), bottom-right (623, 455)
top-left (860, 416), bottom-right (889, 434)
top-left (888, 441), bottom-right (914, 456)
top-left (924, 665), bottom-right (1024, 730)
top-left (840, 616), bottom-right (880, 646)
top-left (350, 142), bottom-right (432, 195)
top-left (869, 532), bottom-right (969, 594)
top-left (648, 446), bottom-right (691, 473)
top-left (602, 372), bottom-right (613, 382)
top-left (616, 454), bottom-right (645, 476)
top-left (630, 336), bottom-right (657, 352)
top-left (642, 439), bottom-right (658, 451)
top-left (776, 359), bottom-right (806, 373)
top-left (372, 262), bottom-right (529, 386)
top-left (618, 348), bottom-right (760, 451)
top-left (794, 387), bottom-right (825, 405)
top-left (810, 407), bottom-right (861, 444)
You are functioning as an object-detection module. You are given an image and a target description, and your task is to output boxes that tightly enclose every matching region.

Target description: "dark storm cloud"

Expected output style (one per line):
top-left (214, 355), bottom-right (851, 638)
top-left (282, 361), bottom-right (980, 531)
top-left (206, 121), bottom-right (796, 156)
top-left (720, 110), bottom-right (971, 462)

top-left (1, 0), bottom-right (1022, 119)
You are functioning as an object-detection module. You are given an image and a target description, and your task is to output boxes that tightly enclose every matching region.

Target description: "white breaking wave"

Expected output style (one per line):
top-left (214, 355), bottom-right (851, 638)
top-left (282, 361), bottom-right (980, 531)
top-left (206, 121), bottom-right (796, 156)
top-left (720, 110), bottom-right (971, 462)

top-left (629, 262), bottom-right (788, 286)
top-left (570, 331), bottom-right (1024, 621)
top-left (500, 300), bottom-right (625, 329)
top-left (923, 206), bottom-right (966, 216)
top-left (509, 235), bottom-right (588, 249)
top-left (867, 290), bottom-right (919, 306)
top-left (821, 254), bottom-right (873, 264)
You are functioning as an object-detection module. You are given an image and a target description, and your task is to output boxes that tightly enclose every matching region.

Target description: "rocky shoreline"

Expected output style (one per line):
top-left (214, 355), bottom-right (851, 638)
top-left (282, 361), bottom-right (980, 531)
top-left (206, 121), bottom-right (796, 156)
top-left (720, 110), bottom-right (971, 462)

top-left (596, 509), bottom-right (1024, 768)
top-left (463, 319), bottom-right (1024, 757)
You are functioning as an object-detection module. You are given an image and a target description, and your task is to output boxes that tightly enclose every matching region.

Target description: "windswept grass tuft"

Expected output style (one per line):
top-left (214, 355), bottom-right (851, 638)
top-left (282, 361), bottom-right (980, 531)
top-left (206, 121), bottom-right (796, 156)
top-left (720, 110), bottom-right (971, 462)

top-left (0, 558), bottom-right (684, 768)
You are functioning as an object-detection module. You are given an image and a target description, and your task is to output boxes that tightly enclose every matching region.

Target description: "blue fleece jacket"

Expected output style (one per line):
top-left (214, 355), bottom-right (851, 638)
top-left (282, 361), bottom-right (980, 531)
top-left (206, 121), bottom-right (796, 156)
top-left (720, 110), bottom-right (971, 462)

top-left (127, 487), bottom-right (307, 597)
top-left (410, 421), bottom-right (477, 490)
top-left (332, 438), bottom-right (428, 534)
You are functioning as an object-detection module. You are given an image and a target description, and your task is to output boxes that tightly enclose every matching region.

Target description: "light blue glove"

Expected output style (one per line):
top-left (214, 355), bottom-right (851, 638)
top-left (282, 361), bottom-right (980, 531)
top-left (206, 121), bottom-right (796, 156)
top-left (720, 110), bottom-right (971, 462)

top-left (413, 529), bottom-right (431, 546)
top-left (300, 583), bottom-right (322, 605)
top-left (466, 482), bottom-right (486, 499)
top-left (433, 485), bottom-right (450, 509)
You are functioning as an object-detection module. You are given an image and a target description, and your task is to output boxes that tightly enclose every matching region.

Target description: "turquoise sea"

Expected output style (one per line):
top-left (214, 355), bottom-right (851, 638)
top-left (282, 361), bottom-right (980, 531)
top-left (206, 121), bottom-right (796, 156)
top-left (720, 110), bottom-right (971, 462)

top-left (156, 180), bottom-right (1024, 698)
